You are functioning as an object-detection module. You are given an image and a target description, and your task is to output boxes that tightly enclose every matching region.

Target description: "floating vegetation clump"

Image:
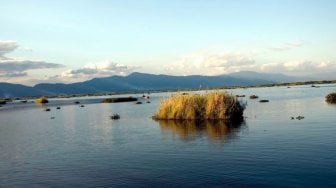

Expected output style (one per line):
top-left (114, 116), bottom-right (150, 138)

top-left (102, 97), bottom-right (137, 103)
top-left (153, 92), bottom-right (245, 121)
top-left (249, 95), bottom-right (259, 99)
top-left (326, 93), bottom-right (336, 104)
top-left (259, 99), bottom-right (269, 103)
top-left (35, 96), bottom-right (48, 104)
top-left (290, 115), bottom-right (305, 120)
top-left (110, 114), bottom-right (120, 120)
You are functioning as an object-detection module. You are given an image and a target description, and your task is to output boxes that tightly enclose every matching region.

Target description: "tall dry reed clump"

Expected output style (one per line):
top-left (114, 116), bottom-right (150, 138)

top-left (326, 92), bottom-right (336, 104)
top-left (153, 92), bottom-right (245, 121)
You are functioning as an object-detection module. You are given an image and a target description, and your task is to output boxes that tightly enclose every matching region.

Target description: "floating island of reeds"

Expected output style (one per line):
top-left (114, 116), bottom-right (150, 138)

top-left (153, 92), bottom-right (245, 121)
top-left (35, 96), bottom-right (48, 104)
top-left (102, 97), bottom-right (137, 103)
top-left (326, 93), bottom-right (336, 104)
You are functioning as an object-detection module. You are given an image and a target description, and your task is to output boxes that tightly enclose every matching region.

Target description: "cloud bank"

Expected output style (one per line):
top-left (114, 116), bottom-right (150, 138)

top-left (0, 59), bottom-right (63, 72)
top-left (261, 60), bottom-right (336, 75)
top-left (165, 51), bottom-right (336, 78)
top-left (0, 40), bottom-right (64, 79)
top-left (1, 40), bottom-right (335, 85)
top-left (165, 52), bottom-right (256, 75)
top-left (269, 42), bottom-right (303, 52)
top-left (48, 61), bottom-right (138, 83)
top-left (0, 41), bottom-right (18, 57)
top-left (0, 40), bottom-right (138, 84)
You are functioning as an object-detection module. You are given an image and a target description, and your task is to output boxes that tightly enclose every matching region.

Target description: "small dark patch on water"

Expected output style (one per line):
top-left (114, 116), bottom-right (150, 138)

top-left (250, 95), bottom-right (259, 99)
top-left (259, 99), bottom-right (269, 103)
top-left (102, 97), bottom-right (137, 103)
top-left (110, 113), bottom-right (120, 120)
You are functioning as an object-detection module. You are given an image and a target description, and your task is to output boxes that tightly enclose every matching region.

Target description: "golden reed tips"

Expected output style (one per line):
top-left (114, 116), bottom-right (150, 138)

top-left (153, 91), bottom-right (245, 121)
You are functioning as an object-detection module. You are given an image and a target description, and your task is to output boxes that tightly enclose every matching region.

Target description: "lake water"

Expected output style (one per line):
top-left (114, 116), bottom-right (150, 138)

top-left (1, 85), bottom-right (336, 187)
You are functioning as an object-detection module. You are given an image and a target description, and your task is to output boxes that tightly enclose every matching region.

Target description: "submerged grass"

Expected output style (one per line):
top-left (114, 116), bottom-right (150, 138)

top-left (326, 93), bottom-right (336, 104)
top-left (153, 91), bottom-right (245, 121)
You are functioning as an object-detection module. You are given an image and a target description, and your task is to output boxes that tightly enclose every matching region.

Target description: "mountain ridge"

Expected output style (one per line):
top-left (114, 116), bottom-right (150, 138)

top-left (0, 71), bottom-right (315, 97)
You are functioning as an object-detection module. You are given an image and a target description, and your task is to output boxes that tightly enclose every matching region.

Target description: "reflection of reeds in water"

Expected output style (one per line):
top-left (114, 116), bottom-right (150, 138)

top-left (35, 102), bottom-right (47, 107)
top-left (157, 120), bottom-right (245, 142)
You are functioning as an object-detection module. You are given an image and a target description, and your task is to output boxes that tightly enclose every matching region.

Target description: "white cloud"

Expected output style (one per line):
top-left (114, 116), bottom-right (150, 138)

top-left (269, 42), bottom-right (303, 52)
top-left (52, 61), bottom-right (138, 83)
top-left (260, 60), bottom-right (336, 75)
top-left (0, 72), bottom-right (27, 78)
top-left (0, 40), bottom-right (64, 80)
top-left (21, 47), bottom-right (34, 52)
top-left (0, 59), bottom-right (63, 72)
top-left (165, 50), bottom-right (336, 78)
top-left (201, 54), bottom-right (255, 68)
top-left (0, 59), bottom-right (64, 79)
top-left (0, 40), bottom-right (18, 57)
top-left (165, 52), bottom-right (256, 75)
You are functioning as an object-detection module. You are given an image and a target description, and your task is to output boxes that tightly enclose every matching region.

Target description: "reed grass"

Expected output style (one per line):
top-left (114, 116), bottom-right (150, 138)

top-left (326, 93), bottom-right (336, 104)
top-left (35, 96), bottom-right (48, 104)
top-left (153, 91), bottom-right (245, 121)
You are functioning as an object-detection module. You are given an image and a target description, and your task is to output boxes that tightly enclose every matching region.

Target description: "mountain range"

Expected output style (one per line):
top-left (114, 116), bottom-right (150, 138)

top-left (0, 71), bottom-right (326, 98)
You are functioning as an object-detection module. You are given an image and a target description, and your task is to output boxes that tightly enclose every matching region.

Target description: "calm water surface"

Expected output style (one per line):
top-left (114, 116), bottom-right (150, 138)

top-left (1, 85), bottom-right (336, 187)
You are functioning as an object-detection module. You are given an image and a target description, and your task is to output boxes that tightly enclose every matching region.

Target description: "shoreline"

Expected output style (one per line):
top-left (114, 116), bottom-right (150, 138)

top-left (1, 79), bottom-right (336, 100)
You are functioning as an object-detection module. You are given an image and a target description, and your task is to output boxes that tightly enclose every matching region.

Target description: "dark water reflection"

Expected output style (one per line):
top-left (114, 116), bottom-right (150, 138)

top-left (157, 119), bottom-right (245, 143)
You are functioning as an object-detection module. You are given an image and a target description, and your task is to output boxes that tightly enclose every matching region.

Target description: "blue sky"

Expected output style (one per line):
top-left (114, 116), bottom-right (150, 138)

top-left (1, 0), bottom-right (336, 84)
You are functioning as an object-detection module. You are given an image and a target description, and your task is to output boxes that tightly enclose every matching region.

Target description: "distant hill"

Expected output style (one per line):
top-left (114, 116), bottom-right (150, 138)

top-left (32, 72), bottom-right (275, 95)
top-left (0, 82), bottom-right (45, 98)
top-left (0, 71), bottom-right (303, 97)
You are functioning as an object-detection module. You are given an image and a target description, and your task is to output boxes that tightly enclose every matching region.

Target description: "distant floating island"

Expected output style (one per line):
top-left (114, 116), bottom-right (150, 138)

top-left (35, 96), bottom-right (48, 104)
top-left (101, 97), bottom-right (137, 103)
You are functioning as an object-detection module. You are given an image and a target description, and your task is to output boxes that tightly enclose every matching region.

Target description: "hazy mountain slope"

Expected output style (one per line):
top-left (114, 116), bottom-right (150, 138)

top-left (0, 83), bottom-right (44, 97)
top-left (228, 71), bottom-right (300, 83)
top-left (32, 72), bottom-right (275, 94)
top-left (1, 71), bottom-right (300, 97)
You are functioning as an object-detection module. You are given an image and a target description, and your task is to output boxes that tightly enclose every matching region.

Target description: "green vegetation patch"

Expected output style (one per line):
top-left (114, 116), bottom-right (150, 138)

top-left (153, 92), bottom-right (245, 121)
